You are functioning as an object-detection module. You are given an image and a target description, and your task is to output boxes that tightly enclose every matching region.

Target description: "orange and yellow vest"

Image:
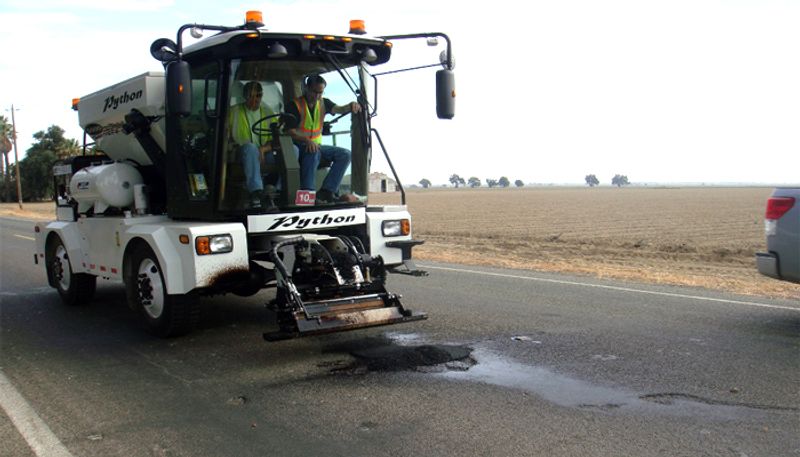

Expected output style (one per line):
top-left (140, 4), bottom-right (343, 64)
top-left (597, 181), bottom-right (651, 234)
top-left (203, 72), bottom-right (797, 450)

top-left (293, 96), bottom-right (324, 145)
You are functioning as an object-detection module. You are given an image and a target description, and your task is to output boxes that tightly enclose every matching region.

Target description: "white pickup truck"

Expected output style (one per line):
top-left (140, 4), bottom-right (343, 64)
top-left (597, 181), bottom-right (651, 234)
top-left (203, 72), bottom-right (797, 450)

top-left (756, 188), bottom-right (800, 284)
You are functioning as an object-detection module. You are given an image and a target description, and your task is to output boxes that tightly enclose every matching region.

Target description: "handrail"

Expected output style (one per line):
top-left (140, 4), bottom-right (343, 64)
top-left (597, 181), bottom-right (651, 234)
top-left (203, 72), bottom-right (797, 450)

top-left (370, 128), bottom-right (405, 205)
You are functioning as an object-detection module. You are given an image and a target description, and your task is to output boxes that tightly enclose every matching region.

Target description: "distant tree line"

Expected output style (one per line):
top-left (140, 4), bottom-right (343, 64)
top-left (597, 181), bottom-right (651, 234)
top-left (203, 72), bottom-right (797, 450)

top-left (424, 174), bottom-right (524, 189)
top-left (418, 173), bottom-right (632, 189)
top-left (585, 174), bottom-right (630, 187)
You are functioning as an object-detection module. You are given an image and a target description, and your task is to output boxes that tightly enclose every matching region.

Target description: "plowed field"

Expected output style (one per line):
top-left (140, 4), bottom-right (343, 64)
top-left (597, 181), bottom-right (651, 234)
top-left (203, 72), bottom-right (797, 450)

top-left (371, 186), bottom-right (798, 300)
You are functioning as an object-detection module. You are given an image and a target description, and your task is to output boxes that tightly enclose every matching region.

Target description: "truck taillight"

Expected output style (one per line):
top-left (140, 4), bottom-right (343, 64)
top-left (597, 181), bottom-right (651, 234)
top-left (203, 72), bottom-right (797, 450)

top-left (765, 197), bottom-right (795, 220)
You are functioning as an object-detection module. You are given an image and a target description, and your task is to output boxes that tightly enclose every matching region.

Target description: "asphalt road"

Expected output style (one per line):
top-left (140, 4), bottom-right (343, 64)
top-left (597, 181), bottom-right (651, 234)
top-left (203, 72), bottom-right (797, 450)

top-left (1, 216), bottom-right (798, 457)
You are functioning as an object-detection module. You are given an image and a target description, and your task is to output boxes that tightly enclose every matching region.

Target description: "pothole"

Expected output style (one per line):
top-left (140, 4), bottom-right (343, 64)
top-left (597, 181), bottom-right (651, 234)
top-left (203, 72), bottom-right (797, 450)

top-left (331, 344), bottom-right (475, 374)
top-left (353, 344), bottom-right (475, 372)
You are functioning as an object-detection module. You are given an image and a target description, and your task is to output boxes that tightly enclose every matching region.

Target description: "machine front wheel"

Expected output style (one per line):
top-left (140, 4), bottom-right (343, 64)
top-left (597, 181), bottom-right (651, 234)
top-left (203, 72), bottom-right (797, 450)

top-left (126, 244), bottom-right (198, 337)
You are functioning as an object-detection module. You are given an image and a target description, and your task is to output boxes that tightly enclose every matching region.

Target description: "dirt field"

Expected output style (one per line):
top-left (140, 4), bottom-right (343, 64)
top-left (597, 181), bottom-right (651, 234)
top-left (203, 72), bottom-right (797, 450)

top-left (3, 186), bottom-right (797, 300)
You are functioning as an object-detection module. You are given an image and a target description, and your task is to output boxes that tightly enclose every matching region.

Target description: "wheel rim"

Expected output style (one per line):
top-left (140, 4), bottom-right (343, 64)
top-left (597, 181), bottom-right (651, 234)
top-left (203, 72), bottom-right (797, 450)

top-left (137, 258), bottom-right (165, 319)
top-left (53, 245), bottom-right (71, 291)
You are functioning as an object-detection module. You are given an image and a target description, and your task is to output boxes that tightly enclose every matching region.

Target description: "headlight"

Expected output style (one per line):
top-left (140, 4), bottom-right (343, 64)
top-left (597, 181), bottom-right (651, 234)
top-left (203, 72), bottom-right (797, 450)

top-left (196, 234), bottom-right (234, 255)
top-left (382, 219), bottom-right (410, 237)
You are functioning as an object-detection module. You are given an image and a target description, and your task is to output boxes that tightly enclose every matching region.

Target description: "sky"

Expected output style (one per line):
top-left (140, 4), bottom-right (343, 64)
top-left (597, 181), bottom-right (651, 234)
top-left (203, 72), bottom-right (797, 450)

top-left (0, 0), bottom-right (798, 186)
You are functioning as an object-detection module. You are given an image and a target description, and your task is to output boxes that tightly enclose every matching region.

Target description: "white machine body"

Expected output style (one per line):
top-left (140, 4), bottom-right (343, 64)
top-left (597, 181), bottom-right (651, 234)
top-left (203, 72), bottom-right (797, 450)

top-left (35, 216), bottom-right (250, 295)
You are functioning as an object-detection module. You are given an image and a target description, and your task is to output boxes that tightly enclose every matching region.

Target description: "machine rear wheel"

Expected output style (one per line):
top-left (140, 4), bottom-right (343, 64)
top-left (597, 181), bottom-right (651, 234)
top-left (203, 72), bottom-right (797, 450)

top-left (126, 244), bottom-right (199, 337)
top-left (46, 236), bottom-right (96, 306)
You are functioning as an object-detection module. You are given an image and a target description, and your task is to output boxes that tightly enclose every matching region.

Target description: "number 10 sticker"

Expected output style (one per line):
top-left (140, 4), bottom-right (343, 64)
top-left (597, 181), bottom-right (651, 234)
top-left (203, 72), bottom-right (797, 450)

top-left (295, 189), bottom-right (316, 206)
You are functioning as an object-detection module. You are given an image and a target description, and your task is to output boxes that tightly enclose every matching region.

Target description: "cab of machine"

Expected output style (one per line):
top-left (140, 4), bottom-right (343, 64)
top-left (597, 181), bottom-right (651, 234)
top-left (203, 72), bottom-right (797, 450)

top-left (157, 21), bottom-right (392, 222)
top-left (153, 12), bottom-right (454, 223)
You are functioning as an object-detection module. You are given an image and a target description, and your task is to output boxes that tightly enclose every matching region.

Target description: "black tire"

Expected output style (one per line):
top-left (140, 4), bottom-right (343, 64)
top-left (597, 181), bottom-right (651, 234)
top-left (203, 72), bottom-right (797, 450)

top-left (46, 236), bottom-right (96, 306)
top-left (125, 244), bottom-right (199, 337)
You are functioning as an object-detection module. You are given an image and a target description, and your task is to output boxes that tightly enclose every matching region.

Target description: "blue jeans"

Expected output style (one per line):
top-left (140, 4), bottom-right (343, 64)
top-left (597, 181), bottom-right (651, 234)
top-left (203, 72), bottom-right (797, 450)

top-left (240, 143), bottom-right (299, 192)
top-left (297, 143), bottom-right (351, 192)
top-left (240, 143), bottom-right (263, 193)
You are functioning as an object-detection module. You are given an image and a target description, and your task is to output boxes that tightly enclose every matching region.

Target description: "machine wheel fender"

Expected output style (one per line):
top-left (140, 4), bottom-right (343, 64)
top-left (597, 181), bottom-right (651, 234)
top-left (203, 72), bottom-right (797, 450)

top-left (366, 208), bottom-right (414, 267)
top-left (43, 223), bottom-right (89, 281)
top-left (122, 232), bottom-right (188, 296)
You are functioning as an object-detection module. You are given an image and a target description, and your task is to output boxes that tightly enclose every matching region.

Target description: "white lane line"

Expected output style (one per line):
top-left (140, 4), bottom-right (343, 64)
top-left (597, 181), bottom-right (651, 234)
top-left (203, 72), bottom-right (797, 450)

top-left (0, 370), bottom-right (75, 457)
top-left (13, 234), bottom-right (35, 241)
top-left (421, 264), bottom-right (800, 313)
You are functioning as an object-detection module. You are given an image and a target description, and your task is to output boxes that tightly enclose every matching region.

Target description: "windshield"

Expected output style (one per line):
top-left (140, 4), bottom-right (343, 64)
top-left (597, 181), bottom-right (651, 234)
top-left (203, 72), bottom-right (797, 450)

top-left (218, 58), bottom-right (370, 213)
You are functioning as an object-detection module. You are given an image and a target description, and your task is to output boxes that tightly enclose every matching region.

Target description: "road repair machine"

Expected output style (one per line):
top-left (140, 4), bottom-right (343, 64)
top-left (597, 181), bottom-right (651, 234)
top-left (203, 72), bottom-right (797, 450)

top-left (33, 11), bottom-right (455, 340)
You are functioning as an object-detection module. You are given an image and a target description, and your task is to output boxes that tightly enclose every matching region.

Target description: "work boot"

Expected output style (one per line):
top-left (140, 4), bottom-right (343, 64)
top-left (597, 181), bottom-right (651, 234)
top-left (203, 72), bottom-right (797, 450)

top-left (315, 188), bottom-right (336, 205)
top-left (249, 191), bottom-right (263, 209)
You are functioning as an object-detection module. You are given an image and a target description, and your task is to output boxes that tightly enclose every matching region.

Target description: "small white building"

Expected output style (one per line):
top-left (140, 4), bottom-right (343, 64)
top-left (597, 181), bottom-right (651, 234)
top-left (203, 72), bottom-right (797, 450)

top-left (368, 172), bottom-right (398, 193)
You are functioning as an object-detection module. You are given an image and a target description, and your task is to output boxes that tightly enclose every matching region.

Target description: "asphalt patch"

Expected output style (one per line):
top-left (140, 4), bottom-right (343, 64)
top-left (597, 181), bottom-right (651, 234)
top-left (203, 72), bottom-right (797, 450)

top-left (350, 344), bottom-right (474, 372)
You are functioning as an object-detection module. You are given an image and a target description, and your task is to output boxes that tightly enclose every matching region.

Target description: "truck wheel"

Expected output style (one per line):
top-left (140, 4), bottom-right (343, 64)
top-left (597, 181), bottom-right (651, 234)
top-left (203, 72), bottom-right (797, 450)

top-left (46, 236), bottom-right (96, 306)
top-left (126, 244), bottom-right (199, 337)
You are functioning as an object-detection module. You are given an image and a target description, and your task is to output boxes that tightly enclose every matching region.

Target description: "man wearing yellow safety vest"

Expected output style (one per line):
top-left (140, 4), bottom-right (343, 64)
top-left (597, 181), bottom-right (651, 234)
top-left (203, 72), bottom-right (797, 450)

top-left (286, 75), bottom-right (362, 203)
top-left (229, 81), bottom-right (280, 209)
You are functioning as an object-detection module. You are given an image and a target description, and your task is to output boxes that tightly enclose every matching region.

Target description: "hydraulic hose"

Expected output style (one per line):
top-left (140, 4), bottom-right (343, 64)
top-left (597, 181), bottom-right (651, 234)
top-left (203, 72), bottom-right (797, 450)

top-left (269, 236), bottom-right (304, 280)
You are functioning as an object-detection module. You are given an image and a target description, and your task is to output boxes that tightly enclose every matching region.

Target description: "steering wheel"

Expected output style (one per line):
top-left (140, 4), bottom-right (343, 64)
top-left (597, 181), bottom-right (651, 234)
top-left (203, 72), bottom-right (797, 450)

top-left (252, 113), bottom-right (297, 136)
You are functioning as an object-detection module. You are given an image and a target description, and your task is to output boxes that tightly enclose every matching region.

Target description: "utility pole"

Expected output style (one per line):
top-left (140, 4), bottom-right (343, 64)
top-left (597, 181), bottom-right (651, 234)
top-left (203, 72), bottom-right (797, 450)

top-left (9, 105), bottom-right (22, 209)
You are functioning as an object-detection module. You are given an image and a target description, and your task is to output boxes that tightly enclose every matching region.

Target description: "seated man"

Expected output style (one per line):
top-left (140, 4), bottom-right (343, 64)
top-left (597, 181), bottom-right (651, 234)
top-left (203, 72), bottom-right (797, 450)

top-left (228, 81), bottom-right (280, 209)
top-left (286, 75), bottom-right (361, 203)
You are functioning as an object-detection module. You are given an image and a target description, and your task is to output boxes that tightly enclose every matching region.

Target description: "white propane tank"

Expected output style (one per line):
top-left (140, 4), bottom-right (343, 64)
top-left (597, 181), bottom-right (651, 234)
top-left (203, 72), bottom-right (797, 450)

top-left (69, 162), bottom-right (144, 214)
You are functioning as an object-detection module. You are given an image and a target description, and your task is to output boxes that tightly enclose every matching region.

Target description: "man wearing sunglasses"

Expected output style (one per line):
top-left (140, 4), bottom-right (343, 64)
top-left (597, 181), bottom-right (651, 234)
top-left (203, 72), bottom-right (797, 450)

top-left (229, 81), bottom-right (284, 209)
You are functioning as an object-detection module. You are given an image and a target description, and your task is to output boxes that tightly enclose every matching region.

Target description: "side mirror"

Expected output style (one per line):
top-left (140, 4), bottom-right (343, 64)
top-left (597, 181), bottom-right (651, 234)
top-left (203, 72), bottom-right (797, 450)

top-left (166, 60), bottom-right (191, 116)
top-left (150, 38), bottom-right (179, 63)
top-left (436, 69), bottom-right (455, 119)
